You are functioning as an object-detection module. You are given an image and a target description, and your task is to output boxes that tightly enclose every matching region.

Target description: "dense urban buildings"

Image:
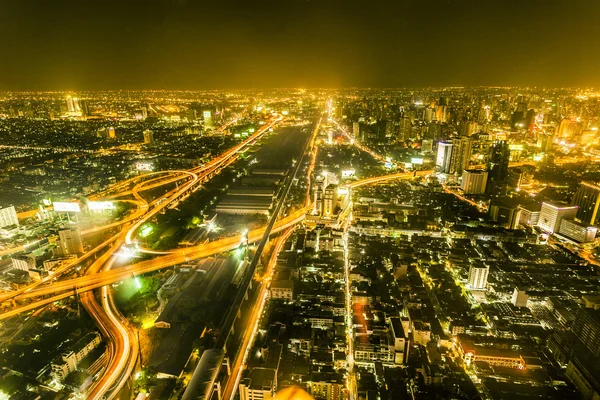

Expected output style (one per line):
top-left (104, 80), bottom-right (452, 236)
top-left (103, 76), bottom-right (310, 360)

top-left (2, 0), bottom-right (600, 398)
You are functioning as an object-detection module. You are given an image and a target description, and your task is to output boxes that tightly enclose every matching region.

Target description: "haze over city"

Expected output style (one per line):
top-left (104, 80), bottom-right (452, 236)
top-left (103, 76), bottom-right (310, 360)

top-left (1, 1), bottom-right (600, 400)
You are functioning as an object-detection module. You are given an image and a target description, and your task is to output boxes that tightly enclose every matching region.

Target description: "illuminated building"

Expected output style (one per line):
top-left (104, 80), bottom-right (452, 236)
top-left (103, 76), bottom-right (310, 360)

top-left (571, 181), bottom-right (600, 225)
top-left (556, 118), bottom-right (582, 140)
top-left (511, 288), bottom-right (529, 307)
top-left (558, 219), bottom-right (597, 243)
top-left (352, 121), bottom-right (359, 137)
top-left (203, 110), bottom-right (214, 129)
top-left (51, 332), bottom-right (101, 381)
top-left (239, 368), bottom-right (276, 400)
top-left (107, 127), bottom-right (116, 138)
top-left (65, 95), bottom-right (75, 113)
top-left (538, 202), bottom-right (578, 234)
top-left (461, 169), bottom-right (487, 194)
top-left (517, 204), bottom-right (541, 226)
top-left (323, 184), bottom-right (338, 217)
top-left (467, 265), bottom-right (488, 290)
top-left (58, 227), bottom-right (84, 256)
top-left (453, 137), bottom-right (473, 174)
top-left (144, 129), bottom-right (154, 144)
top-left (11, 254), bottom-right (35, 272)
top-left (0, 205), bottom-right (19, 228)
top-left (436, 141), bottom-right (453, 173)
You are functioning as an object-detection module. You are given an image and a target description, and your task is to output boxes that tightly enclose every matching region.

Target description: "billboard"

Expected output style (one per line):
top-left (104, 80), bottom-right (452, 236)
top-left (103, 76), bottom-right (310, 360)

top-left (88, 201), bottom-right (115, 211)
top-left (411, 157), bottom-right (424, 165)
top-left (53, 202), bottom-right (81, 213)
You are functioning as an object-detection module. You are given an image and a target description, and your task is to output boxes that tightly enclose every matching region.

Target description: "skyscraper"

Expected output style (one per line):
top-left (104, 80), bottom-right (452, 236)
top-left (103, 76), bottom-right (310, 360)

top-left (486, 140), bottom-right (510, 194)
top-left (571, 181), bottom-right (600, 226)
top-left (58, 227), bottom-right (84, 256)
top-left (323, 184), bottom-right (338, 218)
top-left (436, 141), bottom-right (453, 173)
top-left (453, 137), bottom-right (473, 174)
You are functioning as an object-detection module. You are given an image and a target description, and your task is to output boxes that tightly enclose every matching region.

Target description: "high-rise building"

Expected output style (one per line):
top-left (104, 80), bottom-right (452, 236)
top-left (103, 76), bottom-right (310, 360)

top-left (107, 127), bottom-right (116, 139)
top-left (453, 137), bottom-right (473, 174)
top-left (559, 219), bottom-right (598, 243)
top-left (58, 227), bottom-right (84, 256)
top-left (571, 181), bottom-right (600, 226)
top-left (538, 202), bottom-right (578, 234)
top-left (468, 265), bottom-right (489, 290)
top-left (143, 129), bottom-right (154, 145)
top-left (486, 140), bottom-right (510, 194)
top-left (239, 368), bottom-right (276, 400)
top-left (461, 169), bottom-right (488, 194)
top-left (0, 205), bottom-right (19, 228)
top-left (203, 110), bottom-right (214, 129)
top-left (511, 288), bottom-right (529, 307)
top-left (571, 306), bottom-right (600, 358)
top-left (323, 185), bottom-right (338, 218)
top-left (65, 96), bottom-right (75, 113)
top-left (436, 141), bottom-right (453, 173)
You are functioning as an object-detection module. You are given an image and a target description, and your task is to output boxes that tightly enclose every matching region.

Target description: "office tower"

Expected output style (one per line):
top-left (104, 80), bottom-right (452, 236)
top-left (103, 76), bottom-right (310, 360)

top-left (486, 140), bottom-right (510, 194)
top-left (468, 265), bottom-right (489, 290)
top-left (398, 117), bottom-right (411, 141)
top-left (143, 129), bottom-right (154, 144)
top-left (571, 181), bottom-right (600, 225)
top-left (323, 185), bottom-right (338, 217)
top-left (511, 288), bottom-right (529, 307)
top-left (66, 96), bottom-right (75, 113)
top-left (239, 368), bottom-right (276, 400)
top-left (461, 169), bottom-right (488, 194)
top-left (436, 141), bottom-right (453, 173)
top-left (538, 202), bottom-right (578, 234)
top-left (559, 219), bottom-right (598, 243)
top-left (313, 175), bottom-right (328, 215)
top-left (203, 110), bottom-right (214, 129)
top-left (107, 127), bottom-right (116, 139)
top-left (58, 227), bottom-right (84, 256)
top-left (0, 205), bottom-right (19, 228)
top-left (453, 137), bottom-right (473, 174)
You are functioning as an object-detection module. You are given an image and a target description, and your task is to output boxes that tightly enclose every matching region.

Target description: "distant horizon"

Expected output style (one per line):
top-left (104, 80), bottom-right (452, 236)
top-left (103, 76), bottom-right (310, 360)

top-left (1, 85), bottom-right (598, 93)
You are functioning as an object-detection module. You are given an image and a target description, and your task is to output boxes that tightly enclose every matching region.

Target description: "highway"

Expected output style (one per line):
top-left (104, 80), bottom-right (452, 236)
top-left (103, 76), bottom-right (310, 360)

top-left (0, 116), bottom-right (283, 400)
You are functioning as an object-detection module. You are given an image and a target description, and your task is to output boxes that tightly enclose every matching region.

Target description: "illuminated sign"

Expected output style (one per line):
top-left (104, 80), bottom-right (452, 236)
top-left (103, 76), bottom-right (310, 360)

top-left (88, 201), bottom-right (115, 211)
top-left (53, 202), bottom-right (81, 213)
top-left (203, 111), bottom-right (212, 118)
top-left (136, 162), bottom-right (154, 171)
top-left (405, 163), bottom-right (413, 169)
top-left (341, 169), bottom-right (355, 178)
top-left (509, 144), bottom-right (524, 151)
top-left (533, 154), bottom-right (543, 161)
top-left (411, 157), bottom-right (424, 165)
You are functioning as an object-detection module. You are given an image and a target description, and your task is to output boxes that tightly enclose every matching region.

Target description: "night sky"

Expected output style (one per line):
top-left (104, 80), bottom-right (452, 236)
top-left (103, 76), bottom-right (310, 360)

top-left (1, 0), bottom-right (599, 90)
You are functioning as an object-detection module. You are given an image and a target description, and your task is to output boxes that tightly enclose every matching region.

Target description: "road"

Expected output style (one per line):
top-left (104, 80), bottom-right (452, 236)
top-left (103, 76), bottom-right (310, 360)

top-left (220, 119), bottom-right (322, 400)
